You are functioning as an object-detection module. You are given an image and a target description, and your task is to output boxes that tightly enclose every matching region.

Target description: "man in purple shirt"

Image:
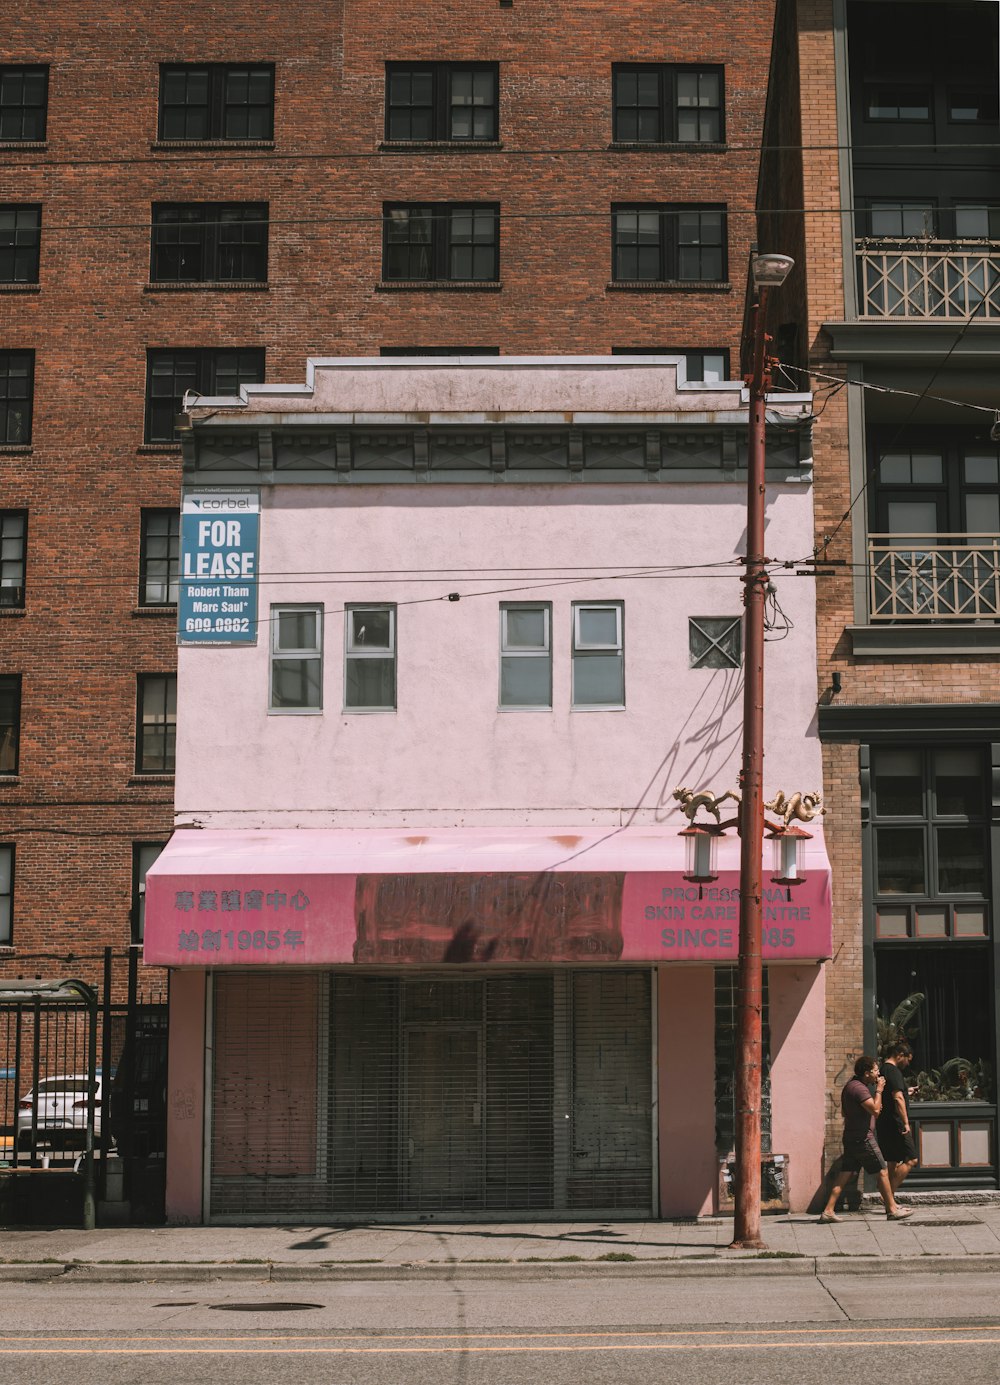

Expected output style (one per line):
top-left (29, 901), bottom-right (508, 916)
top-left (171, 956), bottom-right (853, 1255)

top-left (820, 1055), bottom-right (914, 1223)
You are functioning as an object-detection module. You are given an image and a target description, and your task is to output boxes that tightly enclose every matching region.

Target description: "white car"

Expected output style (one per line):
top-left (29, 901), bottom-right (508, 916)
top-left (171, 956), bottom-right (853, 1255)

top-left (16, 1074), bottom-right (103, 1150)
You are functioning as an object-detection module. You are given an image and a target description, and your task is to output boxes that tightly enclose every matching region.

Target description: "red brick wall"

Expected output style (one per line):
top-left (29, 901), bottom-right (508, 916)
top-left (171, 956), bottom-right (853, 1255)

top-left (787, 0), bottom-right (1000, 1156)
top-left (1, 1), bottom-right (779, 985)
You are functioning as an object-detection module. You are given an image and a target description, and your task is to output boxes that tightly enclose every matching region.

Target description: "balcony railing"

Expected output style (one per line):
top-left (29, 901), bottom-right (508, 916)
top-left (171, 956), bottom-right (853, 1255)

top-left (869, 534), bottom-right (1000, 621)
top-left (857, 239), bottom-right (1000, 320)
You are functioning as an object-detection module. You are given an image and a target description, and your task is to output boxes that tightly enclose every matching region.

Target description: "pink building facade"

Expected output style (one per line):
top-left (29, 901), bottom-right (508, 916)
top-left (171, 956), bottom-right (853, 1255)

top-left (144, 358), bottom-right (829, 1222)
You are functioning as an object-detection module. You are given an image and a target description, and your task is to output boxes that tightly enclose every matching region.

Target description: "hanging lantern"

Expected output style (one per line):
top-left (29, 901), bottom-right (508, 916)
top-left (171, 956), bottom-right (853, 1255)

top-left (767, 824), bottom-right (811, 886)
top-left (681, 826), bottom-right (720, 883)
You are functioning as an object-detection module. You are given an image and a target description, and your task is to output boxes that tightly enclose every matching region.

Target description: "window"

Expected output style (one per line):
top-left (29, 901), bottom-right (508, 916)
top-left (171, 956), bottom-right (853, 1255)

top-left (870, 745), bottom-right (994, 1107)
top-left (137, 674), bottom-right (176, 773)
top-left (955, 206), bottom-right (1000, 240)
top-left (0, 674), bottom-right (19, 773)
top-left (132, 842), bottom-right (166, 944)
top-left (383, 204), bottom-right (499, 282)
top-left (158, 65), bottom-right (274, 141)
top-left (380, 346), bottom-right (500, 356)
top-left (611, 347), bottom-right (729, 382)
top-left (150, 203), bottom-right (268, 283)
top-left (0, 206), bottom-right (40, 283)
top-left (613, 65), bottom-right (723, 143)
top-left (868, 202), bottom-right (936, 238)
top-left (500, 603), bottom-right (551, 709)
top-left (145, 347), bottom-right (264, 442)
top-left (0, 67), bottom-right (47, 142)
top-left (0, 510), bottom-right (26, 607)
top-left (345, 605), bottom-right (396, 711)
top-left (872, 747), bottom-right (987, 905)
top-left (864, 84), bottom-right (932, 122)
top-left (270, 606), bottom-right (322, 711)
top-left (871, 436), bottom-right (1000, 538)
top-left (572, 602), bottom-right (624, 708)
top-left (612, 206), bottom-right (726, 283)
top-left (0, 350), bottom-right (33, 444)
top-left (869, 436), bottom-right (1000, 621)
top-left (689, 616), bottom-right (742, 669)
top-left (948, 88), bottom-right (999, 124)
top-left (0, 844), bottom-right (12, 944)
top-left (715, 966), bottom-right (771, 1155)
top-left (140, 510), bottom-right (180, 606)
top-left (386, 63), bottom-right (498, 142)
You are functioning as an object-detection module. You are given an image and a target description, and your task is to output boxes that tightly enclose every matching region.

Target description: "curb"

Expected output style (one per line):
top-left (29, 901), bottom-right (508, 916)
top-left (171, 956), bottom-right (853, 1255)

top-left (3, 1254), bottom-right (1000, 1283)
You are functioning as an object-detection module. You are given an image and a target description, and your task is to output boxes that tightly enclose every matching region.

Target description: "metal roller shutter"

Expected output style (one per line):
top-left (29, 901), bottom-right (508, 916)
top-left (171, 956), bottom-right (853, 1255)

top-left (209, 968), bottom-right (652, 1220)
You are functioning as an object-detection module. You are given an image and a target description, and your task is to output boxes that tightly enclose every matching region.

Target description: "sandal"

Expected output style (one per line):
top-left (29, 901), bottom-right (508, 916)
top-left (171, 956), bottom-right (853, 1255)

top-left (818, 1212), bottom-right (841, 1223)
top-left (886, 1208), bottom-right (913, 1220)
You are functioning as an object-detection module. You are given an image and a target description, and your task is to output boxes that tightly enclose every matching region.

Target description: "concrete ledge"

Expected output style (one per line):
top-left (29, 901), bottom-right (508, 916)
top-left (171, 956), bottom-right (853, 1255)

top-left (4, 1253), bottom-right (1000, 1282)
top-left (0, 1264), bottom-right (65, 1281)
top-left (59, 1262), bottom-right (269, 1282)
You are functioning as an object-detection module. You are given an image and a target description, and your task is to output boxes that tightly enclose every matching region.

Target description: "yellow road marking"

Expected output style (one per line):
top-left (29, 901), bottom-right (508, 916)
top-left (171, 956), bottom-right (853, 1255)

top-left (2, 1324), bottom-right (1000, 1344)
top-left (2, 1335), bottom-right (1000, 1356)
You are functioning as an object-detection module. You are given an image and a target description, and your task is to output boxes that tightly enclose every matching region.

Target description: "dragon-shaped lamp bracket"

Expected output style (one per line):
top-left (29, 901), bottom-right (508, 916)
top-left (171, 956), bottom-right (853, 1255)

top-left (673, 786), bottom-right (825, 894)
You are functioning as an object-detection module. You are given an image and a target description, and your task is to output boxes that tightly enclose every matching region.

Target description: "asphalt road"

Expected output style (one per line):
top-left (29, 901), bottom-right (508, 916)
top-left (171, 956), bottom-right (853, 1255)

top-left (2, 1272), bottom-right (999, 1384)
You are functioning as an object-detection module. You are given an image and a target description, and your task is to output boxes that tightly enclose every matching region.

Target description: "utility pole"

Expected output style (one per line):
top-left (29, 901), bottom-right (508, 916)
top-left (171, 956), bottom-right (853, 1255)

top-left (730, 253), bottom-right (794, 1250)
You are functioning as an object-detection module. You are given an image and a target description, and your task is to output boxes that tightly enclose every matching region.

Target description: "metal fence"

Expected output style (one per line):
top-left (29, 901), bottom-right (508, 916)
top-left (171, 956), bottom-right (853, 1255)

top-left (0, 950), bottom-right (167, 1225)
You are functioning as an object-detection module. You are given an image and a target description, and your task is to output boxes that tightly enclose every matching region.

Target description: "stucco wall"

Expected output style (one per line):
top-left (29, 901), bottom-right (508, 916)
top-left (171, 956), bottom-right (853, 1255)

top-left (176, 479), bottom-right (822, 828)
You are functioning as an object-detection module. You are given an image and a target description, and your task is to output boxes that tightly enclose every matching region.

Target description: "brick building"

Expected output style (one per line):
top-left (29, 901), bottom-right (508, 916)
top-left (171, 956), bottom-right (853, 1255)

top-left (762, 0), bottom-right (1000, 1188)
top-left (1, 2), bottom-right (779, 985)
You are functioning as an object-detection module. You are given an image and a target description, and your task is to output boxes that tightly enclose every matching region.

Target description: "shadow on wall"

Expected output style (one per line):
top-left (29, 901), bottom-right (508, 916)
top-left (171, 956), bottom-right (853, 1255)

top-left (630, 664), bottom-right (744, 826)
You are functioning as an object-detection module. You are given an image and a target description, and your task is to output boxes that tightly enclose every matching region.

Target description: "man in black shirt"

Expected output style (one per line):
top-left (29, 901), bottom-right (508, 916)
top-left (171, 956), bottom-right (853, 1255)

top-left (877, 1041), bottom-right (918, 1194)
top-left (819, 1055), bottom-right (913, 1222)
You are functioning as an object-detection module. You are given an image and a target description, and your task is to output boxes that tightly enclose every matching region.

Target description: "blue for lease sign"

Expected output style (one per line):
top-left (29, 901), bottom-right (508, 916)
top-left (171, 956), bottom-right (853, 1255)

top-left (178, 489), bottom-right (260, 645)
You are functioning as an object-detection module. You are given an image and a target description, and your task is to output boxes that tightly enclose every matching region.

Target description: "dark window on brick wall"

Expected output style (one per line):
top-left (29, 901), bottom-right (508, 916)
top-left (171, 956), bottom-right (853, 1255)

top-left (0, 206), bottom-right (41, 283)
top-left (132, 842), bottom-right (166, 944)
top-left (0, 844), bottom-right (12, 944)
top-left (384, 204), bottom-right (499, 282)
top-left (612, 205), bottom-right (727, 283)
top-left (611, 347), bottom-right (730, 381)
top-left (613, 65), bottom-right (723, 143)
top-left (0, 510), bottom-right (26, 607)
top-left (0, 67), bottom-right (48, 142)
top-left (151, 203), bottom-right (268, 282)
top-left (0, 351), bottom-right (33, 444)
top-left (386, 63), bottom-right (498, 142)
top-left (145, 347), bottom-right (265, 442)
top-left (137, 674), bottom-right (176, 773)
top-left (140, 509), bottom-right (180, 606)
top-left (0, 674), bottom-right (20, 774)
top-left (158, 65), bottom-right (275, 141)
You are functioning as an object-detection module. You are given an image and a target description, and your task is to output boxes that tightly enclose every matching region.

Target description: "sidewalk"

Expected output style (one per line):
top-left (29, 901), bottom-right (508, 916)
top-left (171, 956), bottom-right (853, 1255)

top-left (4, 1202), bottom-right (1000, 1281)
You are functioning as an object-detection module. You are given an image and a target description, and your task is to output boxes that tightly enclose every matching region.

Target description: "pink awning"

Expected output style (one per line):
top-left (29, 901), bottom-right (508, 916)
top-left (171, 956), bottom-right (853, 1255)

top-left (144, 826), bottom-right (832, 967)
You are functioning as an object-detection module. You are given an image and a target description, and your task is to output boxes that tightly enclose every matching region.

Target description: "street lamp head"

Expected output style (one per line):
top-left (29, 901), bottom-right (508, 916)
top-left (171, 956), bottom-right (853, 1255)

top-left (751, 253), bottom-right (795, 289)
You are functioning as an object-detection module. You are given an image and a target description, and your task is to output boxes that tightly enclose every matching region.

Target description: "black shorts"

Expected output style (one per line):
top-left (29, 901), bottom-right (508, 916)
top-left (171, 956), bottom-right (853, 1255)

top-left (879, 1127), bottom-right (918, 1164)
top-left (841, 1135), bottom-right (887, 1175)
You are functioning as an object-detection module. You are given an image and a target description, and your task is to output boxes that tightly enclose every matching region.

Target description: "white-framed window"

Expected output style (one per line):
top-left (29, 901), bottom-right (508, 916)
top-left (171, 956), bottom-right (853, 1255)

top-left (572, 602), bottom-right (624, 708)
top-left (345, 604), bottom-right (396, 710)
top-left (270, 605), bottom-right (323, 712)
top-left (499, 602), bottom-right (552, 709)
